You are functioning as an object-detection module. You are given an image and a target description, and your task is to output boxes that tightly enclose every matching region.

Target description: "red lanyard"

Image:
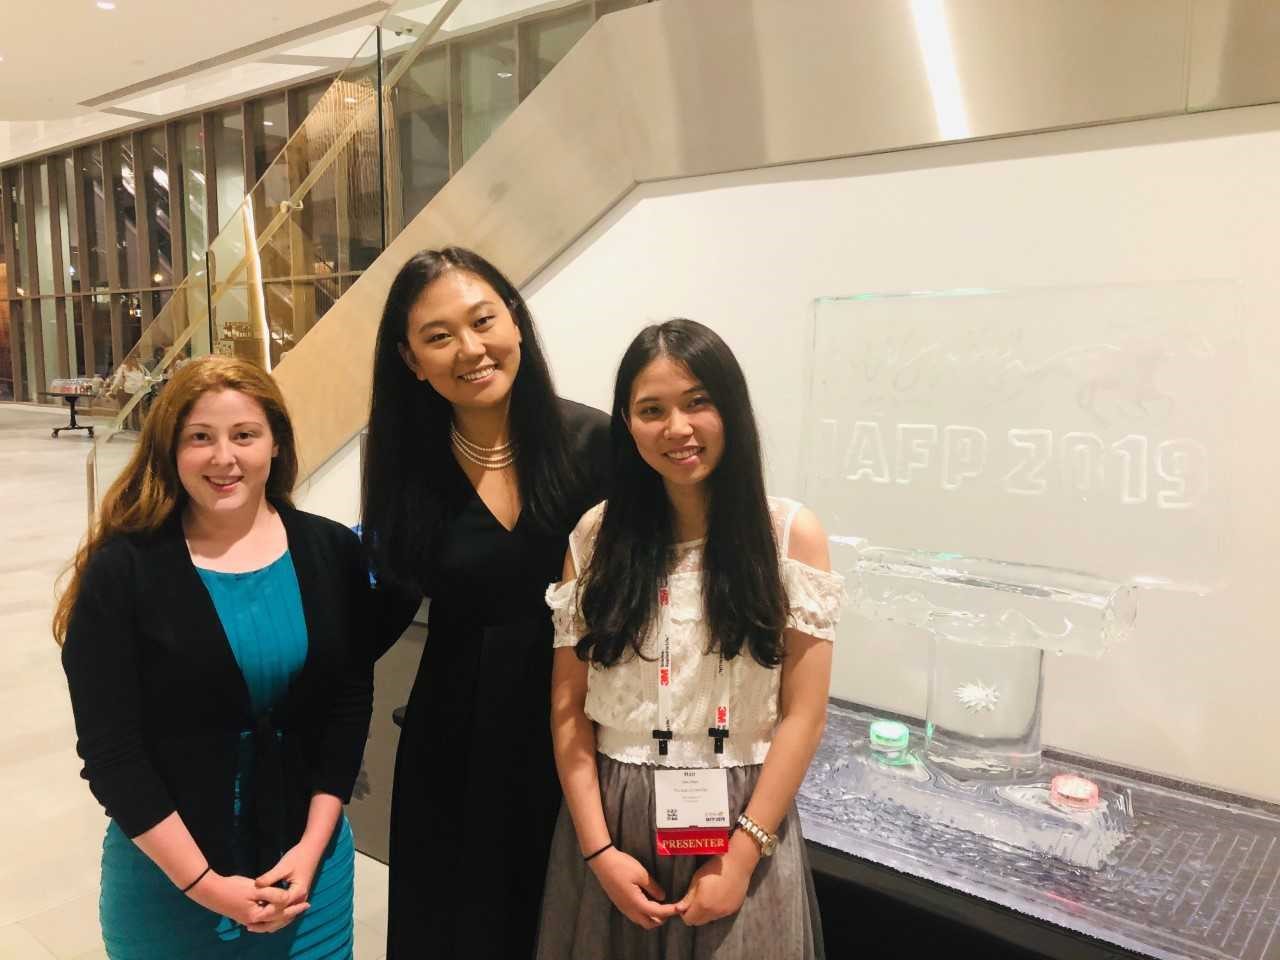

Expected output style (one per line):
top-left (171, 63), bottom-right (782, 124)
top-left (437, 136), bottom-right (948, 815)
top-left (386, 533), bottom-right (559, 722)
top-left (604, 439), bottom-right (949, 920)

top-left (651, 576), bottom-right (731, 757)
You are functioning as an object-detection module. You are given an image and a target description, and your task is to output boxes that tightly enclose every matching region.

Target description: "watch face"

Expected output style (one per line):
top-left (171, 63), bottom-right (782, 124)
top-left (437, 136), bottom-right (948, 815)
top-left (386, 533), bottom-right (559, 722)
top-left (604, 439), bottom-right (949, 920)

top-left (762, 835), bottom-right (777, 856)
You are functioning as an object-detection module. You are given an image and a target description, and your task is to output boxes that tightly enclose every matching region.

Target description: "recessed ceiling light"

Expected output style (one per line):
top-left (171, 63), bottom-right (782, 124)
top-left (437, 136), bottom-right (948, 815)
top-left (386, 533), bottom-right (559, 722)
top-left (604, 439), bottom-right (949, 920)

top-left (344, 96), bottom-right (357, 104)
top-left (263, 121), bottom-right (274, 127)
top-left (97, 1), bottom-right (116, 9)
top-left (496, 72), bottom-right (513, 79)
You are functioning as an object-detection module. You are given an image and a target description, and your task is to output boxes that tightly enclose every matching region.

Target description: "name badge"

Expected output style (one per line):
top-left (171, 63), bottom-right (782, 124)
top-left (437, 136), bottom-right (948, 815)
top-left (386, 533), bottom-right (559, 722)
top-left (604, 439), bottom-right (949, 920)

top-left (654, 768), bottom-right (731, 856)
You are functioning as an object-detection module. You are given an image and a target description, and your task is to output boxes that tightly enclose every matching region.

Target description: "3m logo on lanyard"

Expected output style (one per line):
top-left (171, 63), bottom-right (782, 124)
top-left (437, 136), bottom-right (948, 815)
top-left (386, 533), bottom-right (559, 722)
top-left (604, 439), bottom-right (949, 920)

top-left (652, 582), bottom-right (674, 756)
top-left (709, 664), bottom-right (730, 755)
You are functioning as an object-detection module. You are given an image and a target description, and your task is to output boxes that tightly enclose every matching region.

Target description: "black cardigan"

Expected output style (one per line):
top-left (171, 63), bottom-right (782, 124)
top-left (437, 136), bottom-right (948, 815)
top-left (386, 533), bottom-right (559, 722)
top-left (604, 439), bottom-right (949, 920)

top-left (61, 504), bottom-right (374, 877)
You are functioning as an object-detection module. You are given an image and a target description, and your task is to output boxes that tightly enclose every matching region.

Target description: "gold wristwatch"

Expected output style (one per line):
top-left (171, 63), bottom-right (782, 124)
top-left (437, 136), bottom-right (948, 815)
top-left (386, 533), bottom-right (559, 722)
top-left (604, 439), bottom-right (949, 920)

top-left (736, 813), bottom-right (778, 857)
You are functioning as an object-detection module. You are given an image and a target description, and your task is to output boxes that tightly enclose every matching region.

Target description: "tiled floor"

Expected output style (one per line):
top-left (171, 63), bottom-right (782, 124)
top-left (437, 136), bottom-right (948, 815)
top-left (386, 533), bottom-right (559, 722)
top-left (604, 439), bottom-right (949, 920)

top-left (0, 406), bottom-right (388, 959)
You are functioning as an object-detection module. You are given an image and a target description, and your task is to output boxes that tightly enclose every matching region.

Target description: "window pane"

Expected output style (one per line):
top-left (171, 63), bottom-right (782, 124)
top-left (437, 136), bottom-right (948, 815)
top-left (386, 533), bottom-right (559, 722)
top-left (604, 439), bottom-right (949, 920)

top-left (287, 84), bottom-right (339, 277)
top-left (0, 176), bottom-right (10, 300)
top-left (250, 95), bottom-right (289, 184)
top-left (0, 300), bottom-right (12, 399)
top-left (262, 282), bottom-right (296, 365)
top-left (18, 301), bottom-right (38, 398)
top-left (329, 41), bottom-right (385, 274)
top-left (596, 0), bottom-right (644, 15)
top-left (297, 81), bottom-right (330, 119)
top-left (90, 293), bottom-right (113, 375)
top-left (302, 170), bottom-right (338, 274)
top-left (278, 75), bottom-right (380, 281)
top-left (70, 296), bottom-right (88, 377)
top-left (134, 289), bottom-right (174, 369)
top-left (459, 31), bottom-right (517, 164)
top-left (33, 164), bottom-right (54, 295)
top-left (393, 49), bottom-right (450, 225)
top-left (120, 291), bottom-right (143, 354)
top-left (8, 300), bottom-right (31, 400)
top-left (181, 121), bottom-right (208, 273)
top-left (145, 129), bottom-right (172, 287)
top-left (109, 138), bottom-right (139, 289)
top-left (213, 109), bottom-right (245, 232)
top-left (81, 146), bottom-right (108, 290)
top-left (60, 155), bottom-right (80, 292)
top-left (150, 289), bottom-right (172, 327)
top-left (11, 170), bottom-right (28, 295)
top-left (250, 95), bottom-right (291, 240)
top-left (524, 7), bottom-right (592, 92)
top-left (37, 297), bottom-right (58, 387)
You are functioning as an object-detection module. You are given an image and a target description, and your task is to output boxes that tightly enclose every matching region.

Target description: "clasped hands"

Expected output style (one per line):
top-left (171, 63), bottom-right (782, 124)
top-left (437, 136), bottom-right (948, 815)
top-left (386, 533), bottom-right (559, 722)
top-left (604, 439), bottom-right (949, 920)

top-left (588, 833), bottom-right (759, 930)
top-left (186, 841), bottom-right (323, 933)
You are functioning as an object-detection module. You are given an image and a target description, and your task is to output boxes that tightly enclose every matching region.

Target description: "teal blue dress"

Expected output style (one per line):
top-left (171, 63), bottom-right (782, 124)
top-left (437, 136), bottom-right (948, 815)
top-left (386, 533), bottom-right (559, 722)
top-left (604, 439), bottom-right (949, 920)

top-left (99, 552), bottom-right (355, 960)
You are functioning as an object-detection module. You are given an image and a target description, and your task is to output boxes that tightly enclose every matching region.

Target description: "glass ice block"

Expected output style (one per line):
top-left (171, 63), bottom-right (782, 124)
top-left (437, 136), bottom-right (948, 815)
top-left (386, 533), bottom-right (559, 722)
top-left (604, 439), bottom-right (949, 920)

top-left (926, 638), bottom-right (1044, 778)
top-left (842, 540), bottom-right (1137, 776)
top-left (841, 539), bottom-right (1139, 655)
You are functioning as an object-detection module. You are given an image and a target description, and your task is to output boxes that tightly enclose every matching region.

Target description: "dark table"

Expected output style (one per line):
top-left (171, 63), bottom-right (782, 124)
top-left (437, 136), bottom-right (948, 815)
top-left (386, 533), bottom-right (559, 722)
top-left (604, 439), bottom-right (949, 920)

top-left (40, 392), bottom-right (95, 438)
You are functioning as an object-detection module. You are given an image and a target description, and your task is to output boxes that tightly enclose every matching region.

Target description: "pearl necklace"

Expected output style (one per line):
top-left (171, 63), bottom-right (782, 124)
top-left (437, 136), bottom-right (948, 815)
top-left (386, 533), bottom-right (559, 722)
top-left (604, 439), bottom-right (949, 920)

top-left (451, 423), bottom-right (517, 470)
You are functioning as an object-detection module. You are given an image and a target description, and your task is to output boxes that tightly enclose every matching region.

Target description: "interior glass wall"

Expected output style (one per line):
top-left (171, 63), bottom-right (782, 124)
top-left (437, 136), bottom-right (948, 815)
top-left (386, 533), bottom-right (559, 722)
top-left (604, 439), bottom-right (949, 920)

top-left (109, 138), bottom-right (139, 290)
top-left (459, 31), bottom-right (518, 164)
top-left (523, 7), bottom-right (592, 91)
top-left (0, 1), bottom-right (640, 405)
top-left (391, 49), bottom-right (449, 230)
top-left (0, 203), bottom-right (10, 399)
top-left (0, 298), bottom-right (10, 400)
top-left (144, 128), bottom-right (172, 288)
top-left (60, 155), bottom-right (79, 293)
top-left (213, 109), bottom-right (246, 234)
top-left (81, 146), bottom-right (108, 291)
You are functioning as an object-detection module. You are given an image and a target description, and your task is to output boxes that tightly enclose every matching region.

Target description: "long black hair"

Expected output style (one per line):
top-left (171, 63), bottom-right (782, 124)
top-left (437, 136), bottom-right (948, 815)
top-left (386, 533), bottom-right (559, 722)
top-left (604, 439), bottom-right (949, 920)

top-left (577, 319), bottom-right (787, 668)
top-left (361, 247), bottom-right (576, 589)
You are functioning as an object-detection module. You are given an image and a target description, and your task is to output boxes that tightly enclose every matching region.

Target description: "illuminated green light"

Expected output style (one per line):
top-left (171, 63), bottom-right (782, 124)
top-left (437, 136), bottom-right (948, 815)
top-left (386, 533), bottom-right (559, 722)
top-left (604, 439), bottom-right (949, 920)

top-left (869, 719), bottom-right (910, 751)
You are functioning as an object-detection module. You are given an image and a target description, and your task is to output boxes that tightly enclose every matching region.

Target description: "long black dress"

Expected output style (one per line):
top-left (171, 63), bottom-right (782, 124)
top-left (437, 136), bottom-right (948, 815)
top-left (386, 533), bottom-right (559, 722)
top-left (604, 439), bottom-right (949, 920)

top-left (379, 399), bottom-right (610, 959)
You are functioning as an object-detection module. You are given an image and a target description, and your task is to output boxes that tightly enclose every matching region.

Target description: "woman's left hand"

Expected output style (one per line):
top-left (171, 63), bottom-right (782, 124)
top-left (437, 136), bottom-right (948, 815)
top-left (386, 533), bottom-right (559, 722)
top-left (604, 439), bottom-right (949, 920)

top-left (673, 836), bottom-right (758, 926)
top-left (249, 842), bottom-right (324, 933)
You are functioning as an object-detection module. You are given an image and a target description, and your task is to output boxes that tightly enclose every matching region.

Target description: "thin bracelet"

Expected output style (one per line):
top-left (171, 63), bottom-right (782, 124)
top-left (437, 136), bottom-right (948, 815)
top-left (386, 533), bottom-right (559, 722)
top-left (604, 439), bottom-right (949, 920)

top-left (180, 865), bottom-right (212, 894)
top-left (583, 842), bottom-right (613, 863)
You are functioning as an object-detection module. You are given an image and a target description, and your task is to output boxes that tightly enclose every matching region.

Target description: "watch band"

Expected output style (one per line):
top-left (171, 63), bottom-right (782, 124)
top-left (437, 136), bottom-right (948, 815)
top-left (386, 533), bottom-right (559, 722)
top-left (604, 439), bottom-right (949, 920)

top-left (736, 813), bottom-right (778, 857)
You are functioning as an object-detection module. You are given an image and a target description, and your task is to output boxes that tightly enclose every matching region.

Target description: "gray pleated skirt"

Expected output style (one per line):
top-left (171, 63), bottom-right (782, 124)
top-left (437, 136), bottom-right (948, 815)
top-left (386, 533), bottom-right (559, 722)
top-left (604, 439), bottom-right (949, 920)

top-left (536, 753), bottom-right (825, 960)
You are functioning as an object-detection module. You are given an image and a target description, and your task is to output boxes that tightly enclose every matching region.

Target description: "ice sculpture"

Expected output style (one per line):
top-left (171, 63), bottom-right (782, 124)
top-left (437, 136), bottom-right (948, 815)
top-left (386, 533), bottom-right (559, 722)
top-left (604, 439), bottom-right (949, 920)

top-left (812, 539), bottom-right (1139, 867)
top-left (811, 723), bottom-right (1133, 870)
top-left (816, 536), bottom-right (1144, 866)
top-left (841, 540), bottom-right (1137, 777)
top-left (793, 282), bottom-right (1240, 870)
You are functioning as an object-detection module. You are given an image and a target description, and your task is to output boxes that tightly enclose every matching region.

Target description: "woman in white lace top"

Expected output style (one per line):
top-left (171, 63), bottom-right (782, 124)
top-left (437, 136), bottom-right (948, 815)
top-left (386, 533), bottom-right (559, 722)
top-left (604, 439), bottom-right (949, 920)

top-left (537, 320), bottom-right (845, 960)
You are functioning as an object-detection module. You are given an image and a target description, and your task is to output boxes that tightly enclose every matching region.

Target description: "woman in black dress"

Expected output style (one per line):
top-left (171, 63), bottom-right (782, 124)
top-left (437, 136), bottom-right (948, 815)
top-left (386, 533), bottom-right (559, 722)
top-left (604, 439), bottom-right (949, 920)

top-left (361, 247), bottom-right (609, 958)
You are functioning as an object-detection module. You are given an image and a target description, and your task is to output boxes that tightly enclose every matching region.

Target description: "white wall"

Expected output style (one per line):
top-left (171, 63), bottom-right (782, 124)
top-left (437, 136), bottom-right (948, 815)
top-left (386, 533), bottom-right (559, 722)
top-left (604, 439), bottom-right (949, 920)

top-left (525, 103), bottom-right (1280, 802)
top-left (306, 102), bottom-right (1280, 800)
top-left (295, 431), bottom-right (363, 528)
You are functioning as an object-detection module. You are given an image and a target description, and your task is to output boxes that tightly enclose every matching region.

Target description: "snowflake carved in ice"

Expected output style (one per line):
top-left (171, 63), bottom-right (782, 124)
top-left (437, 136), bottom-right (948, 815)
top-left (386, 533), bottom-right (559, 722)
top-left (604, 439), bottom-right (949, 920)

top-left (954, 680), bottom-right (1000, 712)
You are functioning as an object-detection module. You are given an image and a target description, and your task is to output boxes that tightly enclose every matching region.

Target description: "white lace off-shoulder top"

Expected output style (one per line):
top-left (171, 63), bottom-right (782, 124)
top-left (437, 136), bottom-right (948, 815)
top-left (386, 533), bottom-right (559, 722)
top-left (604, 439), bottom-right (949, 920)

top-left (545, 497), bottom-right (847, 768)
